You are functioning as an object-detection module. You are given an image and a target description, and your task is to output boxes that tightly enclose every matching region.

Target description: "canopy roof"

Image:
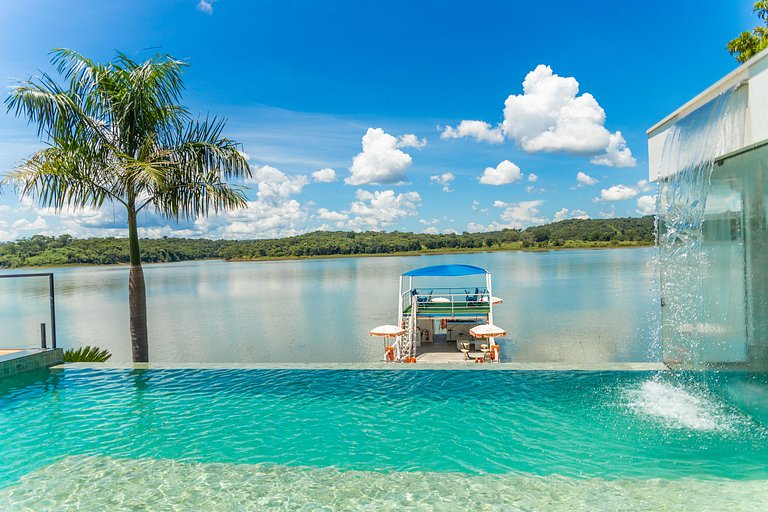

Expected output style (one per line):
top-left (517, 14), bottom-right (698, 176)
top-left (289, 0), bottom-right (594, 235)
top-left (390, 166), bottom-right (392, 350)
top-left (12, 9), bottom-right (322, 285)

top-left (402, 264), bottom-right (487, 277)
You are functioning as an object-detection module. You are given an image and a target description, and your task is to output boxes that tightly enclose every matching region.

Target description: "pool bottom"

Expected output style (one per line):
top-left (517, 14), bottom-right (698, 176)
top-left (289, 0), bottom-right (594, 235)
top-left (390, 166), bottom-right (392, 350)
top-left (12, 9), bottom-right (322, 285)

top-left (1, 455), bottom-right (765, 512)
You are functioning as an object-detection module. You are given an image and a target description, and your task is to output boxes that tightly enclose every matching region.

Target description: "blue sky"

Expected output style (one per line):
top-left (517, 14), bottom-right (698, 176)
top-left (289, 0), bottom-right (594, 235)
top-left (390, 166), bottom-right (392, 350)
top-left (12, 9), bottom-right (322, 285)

top-left (0, 0), bottom-right (757, 240)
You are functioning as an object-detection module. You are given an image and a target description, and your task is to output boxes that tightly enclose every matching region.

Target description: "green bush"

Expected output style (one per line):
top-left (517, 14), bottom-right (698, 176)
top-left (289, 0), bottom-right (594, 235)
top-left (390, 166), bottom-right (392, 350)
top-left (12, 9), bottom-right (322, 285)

top-left (63, 346), bottom-right (112, 363)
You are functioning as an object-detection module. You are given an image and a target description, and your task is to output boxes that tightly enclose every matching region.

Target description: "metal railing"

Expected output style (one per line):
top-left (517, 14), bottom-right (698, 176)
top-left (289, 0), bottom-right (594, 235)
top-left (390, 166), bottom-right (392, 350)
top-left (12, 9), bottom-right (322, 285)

top-left (0, 272), bottom-right (57, 349)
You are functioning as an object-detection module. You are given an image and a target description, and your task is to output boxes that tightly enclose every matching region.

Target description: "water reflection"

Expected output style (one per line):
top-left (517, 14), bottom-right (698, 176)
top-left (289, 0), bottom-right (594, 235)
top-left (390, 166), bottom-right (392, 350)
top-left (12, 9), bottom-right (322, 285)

top-left (0, 249), bottom-right (659, 364)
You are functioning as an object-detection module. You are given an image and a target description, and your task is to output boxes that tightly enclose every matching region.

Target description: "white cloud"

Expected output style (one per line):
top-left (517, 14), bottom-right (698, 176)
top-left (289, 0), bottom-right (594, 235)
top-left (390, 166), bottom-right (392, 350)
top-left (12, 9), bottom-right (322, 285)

top-left (590, 131), bottom-right (637, 168)
top-left (423, 227), bottom-right (439, 235)
top-left (502, 65), bottom-right (615, 154)
top-left (466, 200), bottom-right (547, 232)
top-left (196, 0), bottom-right (214, 14)
top-left (599, 184), bottom-right (639, 201)
top-left (440, 120), bottom-right (504, 144)
top-left (576, 171), bottom-right (599, 186)
top-left (346, 128), bottom-right (413, 186)
top-left (396, 134), bottom-right (427, 149)
top-left (479, 160), bottom-right (523, 186)
top-left (554, 208), bottom-right (590, 222)
top-left (312, 168), bottom-right (337, 183)
top-left (635, 179), bottom-right (654, 193)
top-left (196, 199), bottom-right (307, 239)
top-left (196, 164), bottom-right (312, 239)
top-left (495, 200), bottom-right (547, 229)
top-left (248, 165), bottom-right (310, 200)
top-left (346, 189), bottom-right (422, 230)
top-left (429, 172), bottom-right (454, 192)
top-left (12, 216), bottom-right (48, 230)
top-left (317, 208), bottom-right (348, 221)
top-left (636, 195), bottom-right (657, 215)
top-left (443, 65), bottom-right (633, 161)
top-left (528, 173), bottom-right (538, 182)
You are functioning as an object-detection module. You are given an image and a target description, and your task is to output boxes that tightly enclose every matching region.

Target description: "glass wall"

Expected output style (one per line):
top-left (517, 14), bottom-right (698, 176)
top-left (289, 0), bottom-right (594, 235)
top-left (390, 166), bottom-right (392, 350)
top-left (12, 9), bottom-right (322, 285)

top-left (660, 143), bottom-right (768, 368)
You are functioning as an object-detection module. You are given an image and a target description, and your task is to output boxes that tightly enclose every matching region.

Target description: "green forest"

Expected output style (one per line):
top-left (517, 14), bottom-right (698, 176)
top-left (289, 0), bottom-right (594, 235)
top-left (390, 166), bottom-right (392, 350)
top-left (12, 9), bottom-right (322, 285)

top-left (0, 216), bottom-right (655, 268)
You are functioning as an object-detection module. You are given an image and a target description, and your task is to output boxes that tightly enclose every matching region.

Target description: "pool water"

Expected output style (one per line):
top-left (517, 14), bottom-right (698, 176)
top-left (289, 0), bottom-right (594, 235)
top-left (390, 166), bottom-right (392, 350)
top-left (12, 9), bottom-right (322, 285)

top-left (1, 368), bottom-right (767, 510)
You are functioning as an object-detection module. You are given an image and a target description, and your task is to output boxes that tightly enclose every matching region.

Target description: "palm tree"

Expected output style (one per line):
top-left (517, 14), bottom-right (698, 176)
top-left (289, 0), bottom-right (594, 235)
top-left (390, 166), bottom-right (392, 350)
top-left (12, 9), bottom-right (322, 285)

top-left (4, 49), bottom-right (251, 362)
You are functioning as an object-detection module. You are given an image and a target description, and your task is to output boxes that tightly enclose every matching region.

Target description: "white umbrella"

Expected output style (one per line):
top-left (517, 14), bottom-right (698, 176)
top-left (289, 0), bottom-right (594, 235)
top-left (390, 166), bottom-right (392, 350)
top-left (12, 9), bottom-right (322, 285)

top-left (370, 325), bottom-right (406, 337)
top-left (371, 324), bottom-right (406, 361)
top-left (469, 324), bottom-right (506, 338)
top-left (480, 296), bottom-right (503, 305)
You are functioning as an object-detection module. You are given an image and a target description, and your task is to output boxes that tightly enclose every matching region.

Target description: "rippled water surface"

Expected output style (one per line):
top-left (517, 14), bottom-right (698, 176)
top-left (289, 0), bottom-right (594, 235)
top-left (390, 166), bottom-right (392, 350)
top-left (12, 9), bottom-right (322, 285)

top-left (0, 249), bottom-right (658, 363)
top-left (1, 368), bottom-right (767, 510)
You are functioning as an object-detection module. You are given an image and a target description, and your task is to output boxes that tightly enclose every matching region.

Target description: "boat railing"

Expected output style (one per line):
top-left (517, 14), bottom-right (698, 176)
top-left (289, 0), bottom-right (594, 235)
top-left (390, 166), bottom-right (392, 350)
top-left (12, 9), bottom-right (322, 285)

top-left (404, 288), bottom-right (491, 315)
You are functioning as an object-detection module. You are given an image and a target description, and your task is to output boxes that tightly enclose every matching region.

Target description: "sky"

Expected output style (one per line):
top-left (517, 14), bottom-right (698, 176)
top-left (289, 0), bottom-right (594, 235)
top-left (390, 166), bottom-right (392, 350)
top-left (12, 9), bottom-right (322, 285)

top-left (0, 0), bottom-right (758, 240)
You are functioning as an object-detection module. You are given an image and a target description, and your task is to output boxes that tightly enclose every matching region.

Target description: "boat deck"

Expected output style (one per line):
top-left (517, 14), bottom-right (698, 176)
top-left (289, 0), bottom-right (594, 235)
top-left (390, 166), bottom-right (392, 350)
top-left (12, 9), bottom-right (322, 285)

top-left (415, 336), bottom-right (491, 363)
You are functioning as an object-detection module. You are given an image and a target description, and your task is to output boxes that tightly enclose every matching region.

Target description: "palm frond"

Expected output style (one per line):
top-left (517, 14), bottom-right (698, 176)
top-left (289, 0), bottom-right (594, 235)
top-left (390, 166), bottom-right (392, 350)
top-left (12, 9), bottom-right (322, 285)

top-left (63, 345), bottom-right (112, 363)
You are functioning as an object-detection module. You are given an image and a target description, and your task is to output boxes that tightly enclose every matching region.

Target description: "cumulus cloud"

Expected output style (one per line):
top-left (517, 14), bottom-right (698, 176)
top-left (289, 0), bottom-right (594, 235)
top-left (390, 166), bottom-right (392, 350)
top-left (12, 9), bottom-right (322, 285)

top-left (528, 173), bottom-right (538, 182)
top-left (636, 195), bottom-right (657, 215)
top-left (396, 134), bottom-right (427, 149)
top-left (469, 200), bottom-right (547, 231)
top-left (196, 0), bottom-right (214, 14)
top-left (479, 160), bottom-right (523, 186)
top-left (429, 172), bottom-right (455, 192)
top-left (196, 164), bottom-right (312, 239)
top-left (440, 120), bottom-right (504, 144)
top-left (312, 168), bottom-right (337, 183)
top-left (248, 165), bottom-right (310, 200)
top-left (502, 65), bottom-right (615, 154)
top-left (196, 199), bottom-right (307, 239)
top-left (442, 65), bottom-right (634, 164)
top-left (554, 208), bottom-right (590, 222)
top-left (346, 128), bottom-right (413, 186)
top-left (317, 208), bottom-right (348, 221)
top-left (347, 189), bottom-right (422, 230)
top-left (635, 179), bottom-right (654, 193)
top-left (576, 171), bottom-right (599, 187)
top-left (598, 184), bottom-right (639, 201)
top-left (590, 131), bottom-right (637, 168)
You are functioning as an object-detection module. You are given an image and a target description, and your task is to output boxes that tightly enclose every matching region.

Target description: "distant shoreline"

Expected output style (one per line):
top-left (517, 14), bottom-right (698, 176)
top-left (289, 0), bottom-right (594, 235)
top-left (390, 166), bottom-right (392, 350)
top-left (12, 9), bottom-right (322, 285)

top-left (226, 240), bottom-right (654, 263)
top-left (1, 241), bottom-right (655, 270)
top-left (0, 217), bottom-right (655, 269)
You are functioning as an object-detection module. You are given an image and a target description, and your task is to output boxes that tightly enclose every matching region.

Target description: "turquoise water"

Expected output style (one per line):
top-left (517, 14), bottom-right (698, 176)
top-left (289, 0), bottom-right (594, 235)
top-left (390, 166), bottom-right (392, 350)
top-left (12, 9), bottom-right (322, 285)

top-left (0, 248), bottom-right (659, 363)
top-left (1, 367), bottom-right (767, 510)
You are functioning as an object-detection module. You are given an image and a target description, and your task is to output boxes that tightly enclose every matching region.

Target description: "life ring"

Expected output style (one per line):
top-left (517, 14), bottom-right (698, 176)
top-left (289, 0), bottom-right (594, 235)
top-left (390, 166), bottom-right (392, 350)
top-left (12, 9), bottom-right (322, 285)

top-left (401, 320), bottom-right (406, 329)
top-left (385, 346), bottom-right (395, 362)
top-left (490, 345), bottom-right (499, 361)
top-left (440, 319), bottom-right (448, 329)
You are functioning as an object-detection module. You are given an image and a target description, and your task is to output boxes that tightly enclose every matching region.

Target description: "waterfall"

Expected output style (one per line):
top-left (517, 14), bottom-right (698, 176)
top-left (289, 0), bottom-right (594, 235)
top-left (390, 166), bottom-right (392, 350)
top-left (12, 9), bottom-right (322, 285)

top-left (656, 84), bottom-right (749, 368)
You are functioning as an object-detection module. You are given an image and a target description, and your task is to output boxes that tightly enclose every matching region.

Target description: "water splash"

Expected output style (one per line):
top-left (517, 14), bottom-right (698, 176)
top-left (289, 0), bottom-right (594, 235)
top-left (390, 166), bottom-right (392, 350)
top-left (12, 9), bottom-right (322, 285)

top-left (624, 378), bottom-right (737, 432)
top-left (657, 84), bottom-right (749, 367)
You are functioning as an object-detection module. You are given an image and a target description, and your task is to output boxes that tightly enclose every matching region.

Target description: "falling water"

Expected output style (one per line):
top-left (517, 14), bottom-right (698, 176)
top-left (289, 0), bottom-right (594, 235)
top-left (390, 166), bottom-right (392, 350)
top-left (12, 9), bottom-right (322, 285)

top-left (656, 84), bottom-right (749, 368)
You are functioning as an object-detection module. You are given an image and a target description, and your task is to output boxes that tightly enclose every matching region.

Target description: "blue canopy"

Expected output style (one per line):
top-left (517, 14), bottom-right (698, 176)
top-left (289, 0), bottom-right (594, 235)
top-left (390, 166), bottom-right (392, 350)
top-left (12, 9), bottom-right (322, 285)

top-left (402, 264), bottom-right (487, 277)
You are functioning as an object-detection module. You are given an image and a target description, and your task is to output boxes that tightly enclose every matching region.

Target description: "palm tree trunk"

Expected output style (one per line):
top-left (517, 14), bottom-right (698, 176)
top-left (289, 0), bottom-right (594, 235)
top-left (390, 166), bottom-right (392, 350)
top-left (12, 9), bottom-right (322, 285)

top-left (127, 205), bottom-right (149, 362)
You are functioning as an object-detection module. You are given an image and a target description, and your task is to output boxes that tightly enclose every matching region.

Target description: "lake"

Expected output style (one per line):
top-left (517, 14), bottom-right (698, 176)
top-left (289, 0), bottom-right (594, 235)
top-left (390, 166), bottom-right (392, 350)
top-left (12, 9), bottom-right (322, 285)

top-left (0, 248), bottom-right (660, 364)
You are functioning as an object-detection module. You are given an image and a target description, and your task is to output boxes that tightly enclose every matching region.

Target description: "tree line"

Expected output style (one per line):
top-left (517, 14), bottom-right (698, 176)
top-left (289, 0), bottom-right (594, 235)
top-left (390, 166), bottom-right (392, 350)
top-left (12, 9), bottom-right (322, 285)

top-left (0, 216), bottom-right (654, 268)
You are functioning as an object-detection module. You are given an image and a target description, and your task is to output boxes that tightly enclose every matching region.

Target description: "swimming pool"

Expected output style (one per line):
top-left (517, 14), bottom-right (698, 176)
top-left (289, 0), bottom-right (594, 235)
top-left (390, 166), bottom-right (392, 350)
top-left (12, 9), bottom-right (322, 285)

top-left (1, 367), bottom-right (766, 510)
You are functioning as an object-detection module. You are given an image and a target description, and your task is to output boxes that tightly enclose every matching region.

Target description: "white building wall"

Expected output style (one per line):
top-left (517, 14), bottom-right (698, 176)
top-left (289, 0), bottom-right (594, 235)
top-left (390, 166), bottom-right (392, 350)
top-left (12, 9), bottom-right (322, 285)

top-left (648, 48), bottom-right (768, 181)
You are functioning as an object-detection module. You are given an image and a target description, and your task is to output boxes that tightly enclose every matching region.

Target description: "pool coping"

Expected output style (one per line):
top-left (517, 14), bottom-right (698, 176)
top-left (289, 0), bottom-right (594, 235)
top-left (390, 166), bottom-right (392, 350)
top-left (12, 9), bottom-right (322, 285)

top-left (1, 348), bottom-right (64, 378)
top-left (53, 362), bottom-right (670, 371)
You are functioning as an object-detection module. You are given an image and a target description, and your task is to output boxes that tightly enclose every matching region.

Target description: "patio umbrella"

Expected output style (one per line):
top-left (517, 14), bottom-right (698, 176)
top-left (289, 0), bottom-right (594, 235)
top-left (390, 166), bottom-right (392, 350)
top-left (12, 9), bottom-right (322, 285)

top-left (370, 325), bottom-right (406, 337)
top-left (480, 296), bottom-right (503, 305)
top-left (371, 324), bottom-right (406, 360)
top-left (469, 324), bottom-right (506, 338)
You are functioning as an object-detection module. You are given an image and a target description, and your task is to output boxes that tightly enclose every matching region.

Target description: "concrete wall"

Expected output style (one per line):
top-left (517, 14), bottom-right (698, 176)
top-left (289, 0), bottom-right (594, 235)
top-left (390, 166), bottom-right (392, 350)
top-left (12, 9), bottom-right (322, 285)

top-left (648, 48), bottom-right (768, 181)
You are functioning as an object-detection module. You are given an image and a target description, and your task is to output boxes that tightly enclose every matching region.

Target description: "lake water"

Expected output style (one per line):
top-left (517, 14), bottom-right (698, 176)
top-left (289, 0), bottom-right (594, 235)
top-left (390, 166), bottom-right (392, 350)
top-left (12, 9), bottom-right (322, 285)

top-left (0, 248), bottom-right (660, 363)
